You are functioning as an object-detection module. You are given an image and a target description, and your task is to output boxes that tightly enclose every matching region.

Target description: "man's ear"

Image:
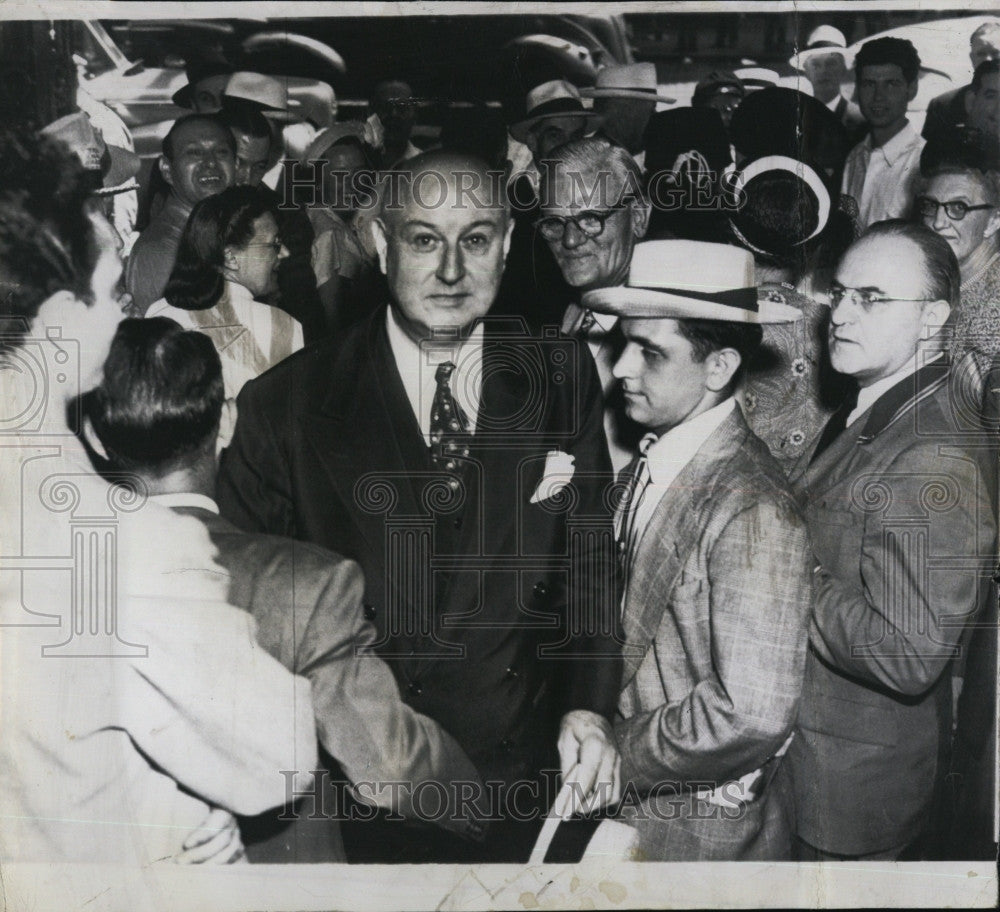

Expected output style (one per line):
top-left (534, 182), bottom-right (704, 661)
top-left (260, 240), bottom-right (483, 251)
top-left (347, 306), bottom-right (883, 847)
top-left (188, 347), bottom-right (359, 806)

top-left (984, 208), bottom-right (1000, 239)
top-left (502, 216), bottom-right (515, 261)
top-left (907, 79), bottom-right (919, 104)
top-left (371, 217), bottom-right (390, 276)
top-left (921, 299), bottom-right (952, 337)
top-left (221, 245), bottom-right (239, 273)
top-left (705, 347), bottom-right (742, 393)
top-left (631, 196), bottom-right (652, 239)
top-left (159, 155), bottom-right (174, 188)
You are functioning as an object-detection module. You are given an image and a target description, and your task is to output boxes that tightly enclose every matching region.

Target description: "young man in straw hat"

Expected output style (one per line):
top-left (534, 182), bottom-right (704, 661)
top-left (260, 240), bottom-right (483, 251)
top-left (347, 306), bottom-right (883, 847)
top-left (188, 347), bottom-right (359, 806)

top-left (583, 239), bottom-right (813, 860)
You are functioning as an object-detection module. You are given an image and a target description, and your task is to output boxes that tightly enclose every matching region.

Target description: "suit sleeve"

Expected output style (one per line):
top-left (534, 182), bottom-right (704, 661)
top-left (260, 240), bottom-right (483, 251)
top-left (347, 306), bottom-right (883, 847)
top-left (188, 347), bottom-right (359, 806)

top-left (556, 339), bottom-right (623, 722)
top-left (616, 497), bottom-right (812, 789)
top-left (286, 551), bottom-right (485, 839)
top-left (217, 377), bottom-right (297, 538)
top-left (809, 441), bottom-right (996, 697)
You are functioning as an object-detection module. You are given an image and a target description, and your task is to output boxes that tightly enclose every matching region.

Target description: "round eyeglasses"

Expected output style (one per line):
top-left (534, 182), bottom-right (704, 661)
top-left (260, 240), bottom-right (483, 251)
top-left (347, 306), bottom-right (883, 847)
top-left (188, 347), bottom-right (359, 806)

top-left (916, 196), bottom-right (993, 221)
top-left (535, 205), bottom-right (628, 242)
top-left (827, 282), bottom-right (936, 311)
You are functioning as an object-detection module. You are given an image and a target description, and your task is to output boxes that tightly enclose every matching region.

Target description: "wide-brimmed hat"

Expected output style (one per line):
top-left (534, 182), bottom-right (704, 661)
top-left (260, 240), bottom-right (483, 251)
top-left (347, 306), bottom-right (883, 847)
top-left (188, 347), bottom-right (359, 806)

top-left (222, 71), bottom-right (304, 123)
top-left (728, 155), bottom-right (832, 257)
top-left (789, 25), bottom-right (854, 71)
top-left (171, 53), bottom-right (234, 108)
top-left (579, 63), bottom-right (676, 104)
top-left (40, 111), bottom-right (141, 194)
top-left (733, 67), bottom-right (780, 91)
top-left (509, 80), bottom-right (603, 144)
top-left (582, 240), bottom-right (801, 323)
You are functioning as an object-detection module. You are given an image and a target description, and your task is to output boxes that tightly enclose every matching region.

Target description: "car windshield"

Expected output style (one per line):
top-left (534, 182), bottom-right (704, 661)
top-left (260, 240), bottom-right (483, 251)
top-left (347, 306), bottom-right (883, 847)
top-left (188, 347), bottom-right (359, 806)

top-left (72, 20), bottom-right (129, 78)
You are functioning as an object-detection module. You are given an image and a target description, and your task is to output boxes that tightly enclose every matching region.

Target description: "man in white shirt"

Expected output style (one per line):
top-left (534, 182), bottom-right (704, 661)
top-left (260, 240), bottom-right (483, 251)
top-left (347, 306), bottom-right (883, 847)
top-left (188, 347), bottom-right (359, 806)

top-left (841, 37), bottom-right (925, 230)
top-left (787, 220), bottom-right (996, 860)
top-left (581, 240), bottom-right (813, 860)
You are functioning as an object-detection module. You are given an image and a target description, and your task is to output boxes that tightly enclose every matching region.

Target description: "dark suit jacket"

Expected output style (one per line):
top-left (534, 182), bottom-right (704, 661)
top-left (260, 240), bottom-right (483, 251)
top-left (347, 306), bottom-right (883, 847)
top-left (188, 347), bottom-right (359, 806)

top-left (615, 408), bottom-right (812, 860)
top-left (218, 306), bottom-right (621, 795)
top-left (168, 504), bottom-right (484, 861)
top-left (922, 85), bottom-right (970, 141)
top-left (788, 359), bottom-right (997, 856)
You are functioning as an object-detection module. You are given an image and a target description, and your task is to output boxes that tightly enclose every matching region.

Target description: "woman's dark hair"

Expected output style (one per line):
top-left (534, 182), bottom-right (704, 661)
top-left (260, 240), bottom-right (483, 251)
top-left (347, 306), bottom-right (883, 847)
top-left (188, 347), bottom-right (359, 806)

top-left (729, 170), bottom-right (821, 272)
top-left (90, 317), bottom-right (224, 476)
top-left (0, 127), bottom-right (102, 352)
top-left (677, 318), bottom-right (764, 392)
top-left (164, 184), bottom-right (273, 310)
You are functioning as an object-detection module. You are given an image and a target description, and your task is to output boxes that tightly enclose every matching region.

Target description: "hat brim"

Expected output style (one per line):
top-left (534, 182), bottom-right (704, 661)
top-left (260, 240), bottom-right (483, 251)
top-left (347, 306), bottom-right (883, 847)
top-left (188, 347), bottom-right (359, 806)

top-left (509, 110), bottom-right (603, 144)
top-left (582, 286), bottom-right (801, 323)
top-left (789, 46), bottom-right (854, 71)
top-left (580, 87), bottom-right (677, 104)
top-left (171, 85), bottom-right (195, 108)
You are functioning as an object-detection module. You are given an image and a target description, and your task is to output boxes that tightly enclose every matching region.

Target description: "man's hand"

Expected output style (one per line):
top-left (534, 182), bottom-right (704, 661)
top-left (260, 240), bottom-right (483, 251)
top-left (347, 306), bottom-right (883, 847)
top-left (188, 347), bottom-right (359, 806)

top-left (556, 710), bottom-right (621, 819)
top-left (176, 808), bottom-right (246, 864)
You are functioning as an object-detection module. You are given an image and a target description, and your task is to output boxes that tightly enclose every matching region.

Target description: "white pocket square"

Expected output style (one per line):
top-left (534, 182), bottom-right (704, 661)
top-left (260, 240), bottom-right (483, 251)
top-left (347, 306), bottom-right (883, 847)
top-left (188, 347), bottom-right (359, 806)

top-left (530, 450), bottom-right (576, 504)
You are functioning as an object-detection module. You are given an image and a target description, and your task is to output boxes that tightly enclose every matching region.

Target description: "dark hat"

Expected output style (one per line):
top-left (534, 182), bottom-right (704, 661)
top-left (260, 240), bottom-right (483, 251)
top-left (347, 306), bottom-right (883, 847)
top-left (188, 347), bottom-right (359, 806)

top-left (172, 53), bottom-right (234, 109)
top-left (728, 87), bottom-right (850, 195)
top-left (691, 70), bottom-right (745, 107)
top-left (509, 80), bottom-right (602, 144)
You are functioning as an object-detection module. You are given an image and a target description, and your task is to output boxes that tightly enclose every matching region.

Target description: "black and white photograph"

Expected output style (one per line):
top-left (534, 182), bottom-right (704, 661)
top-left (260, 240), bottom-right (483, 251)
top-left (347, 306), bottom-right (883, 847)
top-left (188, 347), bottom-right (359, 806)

top-left (0, 1), bottom-right (997, 909)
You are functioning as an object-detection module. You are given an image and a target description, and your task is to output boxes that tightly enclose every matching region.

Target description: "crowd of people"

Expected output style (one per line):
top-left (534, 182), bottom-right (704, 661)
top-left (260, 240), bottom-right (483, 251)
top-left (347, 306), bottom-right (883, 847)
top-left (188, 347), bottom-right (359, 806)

top-left (1, 16), bottom-right (998, 868)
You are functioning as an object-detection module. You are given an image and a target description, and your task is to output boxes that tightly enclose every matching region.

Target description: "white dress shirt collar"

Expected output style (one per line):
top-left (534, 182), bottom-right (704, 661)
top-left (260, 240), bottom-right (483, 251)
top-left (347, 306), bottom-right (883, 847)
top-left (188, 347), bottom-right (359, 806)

top-left (385, 307), bottom-right (484, 441)
top-left (864, 119), bottom-right (919, 166)
top-left (824, 92), bottom-right (846, 113)
top-left (645, 397), bottom-right (736, 489)
top-left (848, 351), bottom-right (944, 426)
top-left (150, 492), bottom-right (220, 514)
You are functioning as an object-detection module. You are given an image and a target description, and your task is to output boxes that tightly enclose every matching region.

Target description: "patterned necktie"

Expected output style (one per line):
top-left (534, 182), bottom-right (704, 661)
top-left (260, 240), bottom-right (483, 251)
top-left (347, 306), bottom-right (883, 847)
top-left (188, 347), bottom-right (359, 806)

top-left (615, 433), bottom-right (658, 576)
top-left (430, 361), bottom-right (470, 485)
top-left (809, 384), bottom-right (860, 464)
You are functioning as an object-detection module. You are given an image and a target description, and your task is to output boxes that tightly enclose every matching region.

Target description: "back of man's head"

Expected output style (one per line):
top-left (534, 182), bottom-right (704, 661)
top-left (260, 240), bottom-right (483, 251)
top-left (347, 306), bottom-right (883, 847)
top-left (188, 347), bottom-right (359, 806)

top-left (91, 317), bottom-right (224, 477)
top-left (217, 103), bottom-right (272, 144)
top-left (854, 37), bottom-right (921, 84)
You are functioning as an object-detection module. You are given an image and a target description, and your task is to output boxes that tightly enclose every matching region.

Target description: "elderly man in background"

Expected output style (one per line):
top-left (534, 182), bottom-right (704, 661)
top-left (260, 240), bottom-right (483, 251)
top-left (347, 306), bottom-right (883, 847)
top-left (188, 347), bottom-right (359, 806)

top-left (840, 37), bottom-right (924, 230)
top-left (126, 114), bottom-right (235, 313)
top-left (789, 25), bottom-right (865, 136)
top-left (923, 19), bottom-right (1000, 141)
top-left (536, 136), bottom-right (650, 472)
top-left (787, 220), bottom-right (996, 860)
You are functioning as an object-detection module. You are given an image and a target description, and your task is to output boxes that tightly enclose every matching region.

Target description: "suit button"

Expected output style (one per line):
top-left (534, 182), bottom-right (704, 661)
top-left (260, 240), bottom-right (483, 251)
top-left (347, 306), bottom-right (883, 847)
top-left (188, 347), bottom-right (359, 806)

top-left (505, 666), bottom-right (519, 679)
top-left (500, 738), bottom-right (514, 753)
top-left (363, 603), bottom-right (376, 621)
top-left (407, 681), bottom-right (423, 697)
top-left (453, 517), bottom-right (463, 530)
top-left (533, 582), bottom-right (548, 599)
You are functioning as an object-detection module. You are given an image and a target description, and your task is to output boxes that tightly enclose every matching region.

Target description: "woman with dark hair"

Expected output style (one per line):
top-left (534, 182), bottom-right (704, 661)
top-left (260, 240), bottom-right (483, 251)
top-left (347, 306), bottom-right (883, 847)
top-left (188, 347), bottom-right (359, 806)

top-left (147, 184), bottom-right (302, 405)
top-left (302, 123), bottom-right (382, 332)
top-left (1, 128), bottom-right (311, 868)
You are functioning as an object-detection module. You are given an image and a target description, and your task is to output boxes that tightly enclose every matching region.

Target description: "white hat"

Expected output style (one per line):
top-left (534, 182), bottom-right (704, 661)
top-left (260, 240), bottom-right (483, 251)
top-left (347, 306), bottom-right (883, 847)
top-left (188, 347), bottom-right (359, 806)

top-left (789, 26), bottom-right (854, 71)
top-left (509, 80), bottom-right (603, 144)
top-left (224, 71), bottom-right (300, 115)
top-left (582, 240), bottom-right (801, 323)
top-left (579, 63), bottom-right (676, 104)
top-left (733, 67), bottom-right (780, 91)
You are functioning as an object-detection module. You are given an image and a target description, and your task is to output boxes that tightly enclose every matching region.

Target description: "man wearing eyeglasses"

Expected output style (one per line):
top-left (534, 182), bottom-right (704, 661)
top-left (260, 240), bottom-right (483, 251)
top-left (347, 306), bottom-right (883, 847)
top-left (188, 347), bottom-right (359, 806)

top-left (786, 220), bottom-right (997, 860)
top-left (537, 137), bottom-right (651, 472)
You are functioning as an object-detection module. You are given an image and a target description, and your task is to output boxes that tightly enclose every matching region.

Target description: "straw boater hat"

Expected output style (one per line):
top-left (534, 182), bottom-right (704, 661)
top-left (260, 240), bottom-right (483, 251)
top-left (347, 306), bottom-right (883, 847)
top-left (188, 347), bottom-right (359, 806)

top-left (789, 25), bottom-right (855, 71)
top-left (733, 67), bottom-right (780, 91)
top-left (222, 72), bottom-right (301, 122)
top-left (40, 111), bottom-right (141, 194)
top-left (582, 240), bottom-right (801, 323)
top-left (579, 63), bottom-right (676, 104)
top-left (509, 79), bottom-right (603, 144)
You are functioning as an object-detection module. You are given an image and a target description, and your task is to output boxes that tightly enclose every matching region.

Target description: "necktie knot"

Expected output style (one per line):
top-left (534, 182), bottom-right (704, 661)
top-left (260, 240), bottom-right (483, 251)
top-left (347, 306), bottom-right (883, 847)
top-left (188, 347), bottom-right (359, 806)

top-left (435, 361), bottom-right (457, 384)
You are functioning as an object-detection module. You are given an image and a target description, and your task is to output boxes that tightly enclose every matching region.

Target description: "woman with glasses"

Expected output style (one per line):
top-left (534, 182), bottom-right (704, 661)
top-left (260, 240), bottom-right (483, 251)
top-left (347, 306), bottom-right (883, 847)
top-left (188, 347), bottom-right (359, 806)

top-left (147, 185), bottom-right (301, 409)
top-left (916, 134), bottom-right (1000, 372)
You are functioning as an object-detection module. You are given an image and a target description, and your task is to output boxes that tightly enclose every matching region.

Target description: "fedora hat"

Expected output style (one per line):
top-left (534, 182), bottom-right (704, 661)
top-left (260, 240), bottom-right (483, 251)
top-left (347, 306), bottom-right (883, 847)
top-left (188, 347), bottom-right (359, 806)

top-left (40, 111), bottom-right (141, 194)
top-left (579, 63), bottom-right (676, 104)
top-left (582, 240), bottom-right (801, 323)
top-left (509, 80), bottom-right (602, 144)
top-left (222, 71), bottom-right (304, 123)
top-left (171, 53), bottom-right (234, 108)
top-left (789, 25), bottom-right (854, 71)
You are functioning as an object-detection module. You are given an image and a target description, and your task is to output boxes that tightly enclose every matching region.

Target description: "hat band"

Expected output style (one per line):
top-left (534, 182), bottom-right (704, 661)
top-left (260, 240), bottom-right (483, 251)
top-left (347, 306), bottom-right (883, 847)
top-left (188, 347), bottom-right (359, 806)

top-left (526, 97), bottom-right (588, 120)
top-left (635, 285), bottom-right (758, 312)
top-left (806, 40), bottom-right (845, 50)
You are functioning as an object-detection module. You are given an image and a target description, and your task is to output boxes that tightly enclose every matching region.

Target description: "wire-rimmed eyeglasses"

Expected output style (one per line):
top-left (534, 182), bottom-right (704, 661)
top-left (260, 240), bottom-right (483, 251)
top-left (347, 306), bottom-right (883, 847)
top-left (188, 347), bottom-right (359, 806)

top-left (827, 281), bottom-right (937, 311)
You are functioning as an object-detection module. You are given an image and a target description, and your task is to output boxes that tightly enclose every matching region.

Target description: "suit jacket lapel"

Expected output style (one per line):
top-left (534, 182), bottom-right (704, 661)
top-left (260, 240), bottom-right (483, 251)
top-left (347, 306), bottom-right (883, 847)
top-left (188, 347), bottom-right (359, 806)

top-left (619, 410), bottom-right (749, 688)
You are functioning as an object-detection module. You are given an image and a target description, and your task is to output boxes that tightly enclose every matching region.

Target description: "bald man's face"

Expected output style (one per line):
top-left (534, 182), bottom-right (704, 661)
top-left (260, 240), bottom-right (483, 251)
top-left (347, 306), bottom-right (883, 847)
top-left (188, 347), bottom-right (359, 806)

top-left (373, 164), bottom-right (513, 340)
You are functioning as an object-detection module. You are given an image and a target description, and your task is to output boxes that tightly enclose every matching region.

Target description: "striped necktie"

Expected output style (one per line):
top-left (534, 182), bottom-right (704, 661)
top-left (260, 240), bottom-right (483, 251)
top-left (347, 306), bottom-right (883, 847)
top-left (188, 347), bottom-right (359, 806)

top-left (615, 433), bottom-right (658, 577)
